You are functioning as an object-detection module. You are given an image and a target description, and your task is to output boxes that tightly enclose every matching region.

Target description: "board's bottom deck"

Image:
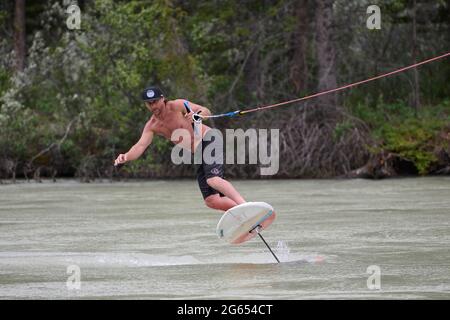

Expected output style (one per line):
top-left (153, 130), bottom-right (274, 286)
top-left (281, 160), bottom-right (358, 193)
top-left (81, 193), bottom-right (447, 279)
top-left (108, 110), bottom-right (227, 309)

top-left (216, 202), bottom-right (276, 244)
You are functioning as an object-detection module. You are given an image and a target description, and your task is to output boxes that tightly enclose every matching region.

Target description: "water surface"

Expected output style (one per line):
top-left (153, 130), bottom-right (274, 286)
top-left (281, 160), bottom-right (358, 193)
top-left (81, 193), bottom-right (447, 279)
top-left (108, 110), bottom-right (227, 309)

top-left (0, 177), bottom-right (449, 299)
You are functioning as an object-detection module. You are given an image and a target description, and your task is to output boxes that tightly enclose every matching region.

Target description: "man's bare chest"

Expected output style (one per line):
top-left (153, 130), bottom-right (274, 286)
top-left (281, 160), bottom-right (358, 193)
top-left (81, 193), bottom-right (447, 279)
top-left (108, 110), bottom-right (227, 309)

top-left (152, 114), bottom-right (192, 139)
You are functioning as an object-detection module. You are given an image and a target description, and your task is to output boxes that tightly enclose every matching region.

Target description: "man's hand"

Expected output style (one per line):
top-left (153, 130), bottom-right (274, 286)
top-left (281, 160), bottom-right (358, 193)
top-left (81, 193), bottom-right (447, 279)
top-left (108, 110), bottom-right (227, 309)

top-left (114, 153), bottom-right (128, 166)
top-left (184, 111), bottom-right (203, 123)
top-left (184, 111), bottom-right (195, 123)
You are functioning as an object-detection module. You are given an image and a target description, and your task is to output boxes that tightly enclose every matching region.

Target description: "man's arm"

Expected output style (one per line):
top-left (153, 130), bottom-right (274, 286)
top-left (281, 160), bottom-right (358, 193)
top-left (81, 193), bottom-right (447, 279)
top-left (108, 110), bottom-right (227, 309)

top-left (114, 121), bottom-right (154, 166)
top-left (173, 99), bottom-right (212, 119)
top-left (186, 101), bottom-right (212, 118)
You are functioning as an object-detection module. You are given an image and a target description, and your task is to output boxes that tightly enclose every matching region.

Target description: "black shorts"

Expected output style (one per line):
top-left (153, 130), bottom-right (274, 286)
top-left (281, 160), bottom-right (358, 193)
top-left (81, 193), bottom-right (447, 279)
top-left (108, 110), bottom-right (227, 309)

top-left (196, 133), bottom-right (224, 199)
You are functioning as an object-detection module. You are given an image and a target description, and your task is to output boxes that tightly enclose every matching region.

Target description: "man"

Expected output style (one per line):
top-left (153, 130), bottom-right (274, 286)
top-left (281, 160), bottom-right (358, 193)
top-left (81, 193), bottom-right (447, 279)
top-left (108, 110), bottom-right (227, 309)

top-left (114, 86), bottom-right (246, 211)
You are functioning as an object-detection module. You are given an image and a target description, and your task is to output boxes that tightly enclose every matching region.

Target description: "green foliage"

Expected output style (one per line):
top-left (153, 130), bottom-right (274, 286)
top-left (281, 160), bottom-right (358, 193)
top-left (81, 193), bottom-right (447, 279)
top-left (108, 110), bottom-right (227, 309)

top-left (0, 0), bottom-right (206, 178)
top-left (333, 120), bottom-right (353, 142)
top-left (350, 101), bottom-right (450, 174)
top-left (0, 67), bottom-right (10, 97)
top-left (0, 0), bottom-right (449, 179)
top-left (381, 119), bottom-right (437, 174)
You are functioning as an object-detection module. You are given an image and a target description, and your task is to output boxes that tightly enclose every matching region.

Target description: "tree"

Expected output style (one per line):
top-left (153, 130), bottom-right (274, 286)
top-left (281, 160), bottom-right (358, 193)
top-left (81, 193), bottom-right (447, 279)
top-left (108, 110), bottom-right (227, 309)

top-left (412, 0), bottom-right (420, 116)
top-left (315, 0), bottom-right (337, 111)
top-left (290, 0), bottom-right (310, 94)
top-left (13, 0), bottom-right (26, 72)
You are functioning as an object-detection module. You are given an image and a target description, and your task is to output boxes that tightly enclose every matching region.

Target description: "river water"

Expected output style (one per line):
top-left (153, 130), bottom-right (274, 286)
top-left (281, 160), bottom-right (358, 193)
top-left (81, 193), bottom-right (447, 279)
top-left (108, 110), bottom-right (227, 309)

top-left (0, 177), bottom-right (449, 299)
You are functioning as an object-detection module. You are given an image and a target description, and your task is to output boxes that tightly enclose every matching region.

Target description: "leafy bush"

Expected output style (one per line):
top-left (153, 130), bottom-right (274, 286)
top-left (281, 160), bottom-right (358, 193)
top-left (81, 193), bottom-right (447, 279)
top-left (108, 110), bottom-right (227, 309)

top-left (350, 101), bottom-right (450, 174)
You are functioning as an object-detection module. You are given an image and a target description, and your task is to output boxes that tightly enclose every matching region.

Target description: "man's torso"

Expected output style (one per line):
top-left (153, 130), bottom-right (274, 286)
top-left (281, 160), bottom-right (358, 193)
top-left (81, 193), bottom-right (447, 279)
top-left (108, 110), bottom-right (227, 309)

top-left (148, 100), bottom-right (210, 152)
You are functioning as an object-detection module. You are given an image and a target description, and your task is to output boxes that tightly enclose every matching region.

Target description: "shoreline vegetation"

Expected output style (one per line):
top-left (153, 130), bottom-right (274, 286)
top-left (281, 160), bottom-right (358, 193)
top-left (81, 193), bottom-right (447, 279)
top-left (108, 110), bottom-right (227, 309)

top-left (1, 1), bottom-right (449, 183)
top-left (1, 174), bottom-right (450, 186)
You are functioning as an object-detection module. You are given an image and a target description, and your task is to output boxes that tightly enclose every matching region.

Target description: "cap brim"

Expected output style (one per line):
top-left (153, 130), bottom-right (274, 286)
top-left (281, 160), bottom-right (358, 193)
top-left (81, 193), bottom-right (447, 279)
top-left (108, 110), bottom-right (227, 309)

top-left (143, 96), bottom-right (163, 102)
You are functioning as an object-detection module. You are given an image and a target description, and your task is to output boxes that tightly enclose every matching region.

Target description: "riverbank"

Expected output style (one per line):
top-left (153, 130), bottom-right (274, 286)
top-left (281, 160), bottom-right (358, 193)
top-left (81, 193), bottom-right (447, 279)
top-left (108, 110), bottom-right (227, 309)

top-left (1, 174), bottom-right (449, 187)
top-left (1, 101), bottom-right (449, 182)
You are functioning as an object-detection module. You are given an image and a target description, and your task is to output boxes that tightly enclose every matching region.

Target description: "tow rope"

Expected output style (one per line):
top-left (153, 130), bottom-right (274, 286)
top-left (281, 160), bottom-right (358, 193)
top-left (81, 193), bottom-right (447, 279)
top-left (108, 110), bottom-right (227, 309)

top-left (200, 52), bottom-right (450, 120)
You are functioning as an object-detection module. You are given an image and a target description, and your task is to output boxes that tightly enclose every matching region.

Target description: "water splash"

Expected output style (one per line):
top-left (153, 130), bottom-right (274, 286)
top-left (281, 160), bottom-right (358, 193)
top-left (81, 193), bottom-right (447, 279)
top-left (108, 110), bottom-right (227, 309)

top-left (274, 240), bottom-right (291, 262)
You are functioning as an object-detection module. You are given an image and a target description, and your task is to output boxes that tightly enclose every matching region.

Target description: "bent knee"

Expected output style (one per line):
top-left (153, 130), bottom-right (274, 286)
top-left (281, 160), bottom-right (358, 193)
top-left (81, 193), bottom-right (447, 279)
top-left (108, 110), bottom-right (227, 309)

top-left (206, 176), bottom-right (222, 188)
top-left (204, 195), bottom-right (220, 209)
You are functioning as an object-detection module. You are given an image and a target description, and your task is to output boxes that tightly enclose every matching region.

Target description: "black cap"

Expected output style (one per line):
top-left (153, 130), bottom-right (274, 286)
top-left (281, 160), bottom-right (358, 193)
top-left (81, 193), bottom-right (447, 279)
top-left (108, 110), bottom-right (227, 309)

top-left (141, 86), bottom-right (164, 101)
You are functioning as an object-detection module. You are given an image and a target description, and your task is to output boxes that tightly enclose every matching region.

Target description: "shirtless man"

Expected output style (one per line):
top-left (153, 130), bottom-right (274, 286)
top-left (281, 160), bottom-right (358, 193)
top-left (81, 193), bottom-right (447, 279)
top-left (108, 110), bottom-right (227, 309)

top-left (114, 86), bottom-right (245, 211)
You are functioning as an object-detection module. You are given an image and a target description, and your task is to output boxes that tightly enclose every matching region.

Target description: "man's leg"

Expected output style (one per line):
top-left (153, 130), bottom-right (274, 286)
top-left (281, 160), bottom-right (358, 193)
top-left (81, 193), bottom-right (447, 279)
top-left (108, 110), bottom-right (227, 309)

top-left (206, 176), bottom-right (245, 205)
top-left (197, 164), bottom-right (236, 211)
top-left (199, 134), bottom-right (245, 210)
top-left (204, 194), bottom-right (237, 211)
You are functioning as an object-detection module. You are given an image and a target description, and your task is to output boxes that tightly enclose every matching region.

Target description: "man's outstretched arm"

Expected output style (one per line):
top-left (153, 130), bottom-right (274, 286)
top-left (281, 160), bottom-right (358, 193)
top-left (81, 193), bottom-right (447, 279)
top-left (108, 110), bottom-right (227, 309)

top-left (114, 122), bottom-right (154, 166)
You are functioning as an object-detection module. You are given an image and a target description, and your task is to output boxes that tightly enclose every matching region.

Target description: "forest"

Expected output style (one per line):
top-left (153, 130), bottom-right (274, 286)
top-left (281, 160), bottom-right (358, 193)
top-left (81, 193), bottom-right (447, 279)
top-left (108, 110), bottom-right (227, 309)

top-left (0, 0), bottom-right (449, 182)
